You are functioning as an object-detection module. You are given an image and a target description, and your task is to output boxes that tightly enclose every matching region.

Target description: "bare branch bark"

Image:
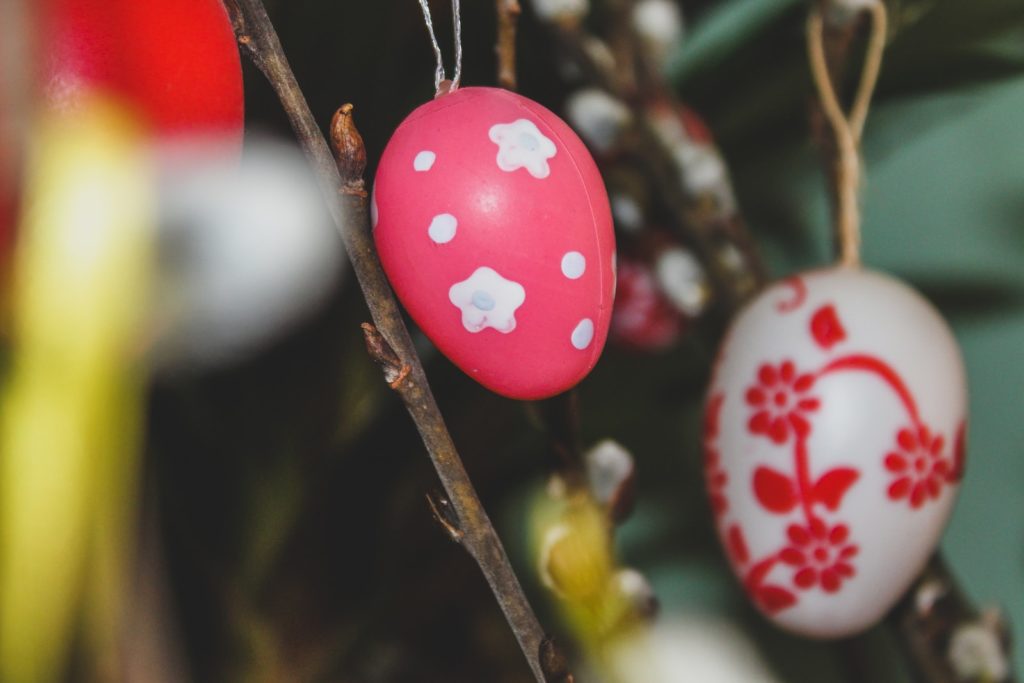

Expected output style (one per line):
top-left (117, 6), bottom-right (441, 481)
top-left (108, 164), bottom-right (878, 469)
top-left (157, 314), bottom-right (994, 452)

top-left (541, 21), bottom-right (767, 311)
top-left (496, 0), bottom-right (522, 90)
top-left (222, 2), bottom-right (562, 680)
top-left (890, 554), bottom-right (1017, 683)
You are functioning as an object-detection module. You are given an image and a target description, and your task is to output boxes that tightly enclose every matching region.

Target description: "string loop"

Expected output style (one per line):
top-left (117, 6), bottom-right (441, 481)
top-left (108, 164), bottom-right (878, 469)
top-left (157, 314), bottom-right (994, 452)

top-left (416, 0), bottom-right (463, 96)
top-left (807, 0), bottom-right (887, 268)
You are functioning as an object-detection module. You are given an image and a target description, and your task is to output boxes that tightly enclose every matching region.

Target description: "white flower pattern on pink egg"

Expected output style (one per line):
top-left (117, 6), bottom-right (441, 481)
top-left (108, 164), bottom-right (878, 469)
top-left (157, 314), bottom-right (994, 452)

top-left (449, 267), bottom-right (526, 334)
top-left (488, 119), bottom-right (557, 179)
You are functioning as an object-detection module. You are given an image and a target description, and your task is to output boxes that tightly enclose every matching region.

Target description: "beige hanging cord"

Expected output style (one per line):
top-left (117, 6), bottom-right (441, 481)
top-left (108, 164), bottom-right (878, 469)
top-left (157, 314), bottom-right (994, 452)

top-left (806, 1), bottom-right (888, 268)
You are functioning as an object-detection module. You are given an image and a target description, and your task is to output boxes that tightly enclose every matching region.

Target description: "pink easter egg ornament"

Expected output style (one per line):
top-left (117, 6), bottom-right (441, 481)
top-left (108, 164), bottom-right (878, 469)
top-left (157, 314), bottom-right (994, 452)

top-left (373, 87), bottom-right (616, 400)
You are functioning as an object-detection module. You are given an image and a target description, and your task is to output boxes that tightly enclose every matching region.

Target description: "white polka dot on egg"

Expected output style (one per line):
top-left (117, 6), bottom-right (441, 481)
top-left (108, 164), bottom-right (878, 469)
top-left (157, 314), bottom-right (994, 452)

top-left (413, 150), bottom-right (437, 171)
top-left (571, 318), bottom-right (595, 350)
top-left (428, 213), bottom-right (458, 244)
top-left (561, 251), bottom-right (586, 279)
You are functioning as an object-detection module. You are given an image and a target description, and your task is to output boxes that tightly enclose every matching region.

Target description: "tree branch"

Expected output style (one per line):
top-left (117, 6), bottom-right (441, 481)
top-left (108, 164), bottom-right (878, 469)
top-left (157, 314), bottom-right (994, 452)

top-left (540, 20), bottom-right (767, 311)
top-left (222, 2), bottom-right (563, 680)
top-left (889, 554), bottom-right (1016, 683)
top-left (496, 0), bottom-right (522, 90)
top-left (531, 391), bottom-right (585, 486)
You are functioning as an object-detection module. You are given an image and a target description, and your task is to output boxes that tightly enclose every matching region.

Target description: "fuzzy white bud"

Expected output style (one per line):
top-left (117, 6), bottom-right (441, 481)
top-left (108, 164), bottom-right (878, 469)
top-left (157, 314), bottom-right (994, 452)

top-left (949, 621), bottom-right (1010, 682)
top-left (585, 439), bottom-right (635, 508)
top-left (530, 0), bottom-right (589, 23)
top-left (826, 0), bottom-right (881, 25)
top-left (632, 0), bottom-right (685, 65)
top-left (565, 88), bottom-right (633, 154)
top-left (611, 194), bottom-right (644, 232)
top-left (614, 567), bottom-right (658, 618)
top-left (608, 617), bottom-right (782, 683)
top-left (655, 247), bottom-right (708, 317)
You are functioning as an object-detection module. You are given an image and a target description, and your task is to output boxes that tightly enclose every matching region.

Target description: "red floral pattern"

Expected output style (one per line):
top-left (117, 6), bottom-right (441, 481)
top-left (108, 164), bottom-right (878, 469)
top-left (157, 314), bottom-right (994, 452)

top-left (780, 520), bottom-right (858, 593)
top-left (746, 361), bottom-right (819, 444)
top-left (704, 394), bottom-right (728, 517)
top-left (705, 450), bottom-right (728, 517)
top-left (885, 425), bottom-right (952, 508)
top-left (705, 295), bottom-right (963, 615)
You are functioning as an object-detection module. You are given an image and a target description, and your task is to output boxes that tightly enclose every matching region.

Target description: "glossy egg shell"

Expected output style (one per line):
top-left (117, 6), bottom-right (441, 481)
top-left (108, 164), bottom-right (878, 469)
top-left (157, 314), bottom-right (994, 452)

top-left (373, 87), bottom-right (615, 399)
top-left (704, 267), bottom-right (967, 638)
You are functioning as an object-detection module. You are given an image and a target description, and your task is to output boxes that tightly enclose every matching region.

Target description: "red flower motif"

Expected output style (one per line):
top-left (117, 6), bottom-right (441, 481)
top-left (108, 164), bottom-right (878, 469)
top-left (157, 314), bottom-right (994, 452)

top-left (885, 425), bottom-right (951, 508)
top-left (745, 361), bottom-right (819, 444)
top-left (780, 519), bottom-right (858, 593)
top-left (704, 447), bottom-right (728, 517)
top-left (703, 394), bottom-right (728, 516)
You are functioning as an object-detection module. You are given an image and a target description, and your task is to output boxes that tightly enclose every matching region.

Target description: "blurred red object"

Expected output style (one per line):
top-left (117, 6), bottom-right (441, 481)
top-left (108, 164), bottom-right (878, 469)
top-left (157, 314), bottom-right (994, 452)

top-left (41, 0), bottom-right (244, 143)
top-left (0, 1), bottom-right (246, 267)
top-left (611, 258), bottom-right (685, 351)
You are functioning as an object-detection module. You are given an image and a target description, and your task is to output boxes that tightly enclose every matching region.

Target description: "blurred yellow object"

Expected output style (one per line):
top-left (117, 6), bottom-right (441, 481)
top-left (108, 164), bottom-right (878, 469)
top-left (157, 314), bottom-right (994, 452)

top-left (0, 93), bottom-right (154, 682)
top-left (538, 493), bottom-right (613, 602)
top-left (532, 486), bottom-right (634, 652)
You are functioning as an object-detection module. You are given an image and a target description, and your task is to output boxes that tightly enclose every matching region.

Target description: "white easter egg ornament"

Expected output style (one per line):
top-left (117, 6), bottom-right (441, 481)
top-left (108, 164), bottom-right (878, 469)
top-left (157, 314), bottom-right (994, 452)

top-left (704, 267), bottom-right (967, 638)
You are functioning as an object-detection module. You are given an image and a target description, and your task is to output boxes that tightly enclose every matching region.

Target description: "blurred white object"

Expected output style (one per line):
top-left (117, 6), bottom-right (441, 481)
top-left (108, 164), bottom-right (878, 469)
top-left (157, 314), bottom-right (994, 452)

top-left (565, 89), bottom-right (632, 154)
top-left (153, 137), bottom-right (345, 369)
top-left (646, 107), bottom-right (736, 212)
top-left (584, 439), bottom-right (634, 509)
top-left (610, 194), bottom-right (643, 232)
top-left (582, 36), bottom-right (617, 77)
top-left (655, 246), bottom-right (709, 317)
top-left (632, 0), bottom-right (685, 66)
top-left (530, 0), bottom-right (589, 23)
top-left (949, 617), bottom-right (1010, 682)
top-left (828, 0), bottom-right (881, 18)
top-left (613, 567), bottom-right (658, 618)
top-left (608, 617), bottom-right (781, 683)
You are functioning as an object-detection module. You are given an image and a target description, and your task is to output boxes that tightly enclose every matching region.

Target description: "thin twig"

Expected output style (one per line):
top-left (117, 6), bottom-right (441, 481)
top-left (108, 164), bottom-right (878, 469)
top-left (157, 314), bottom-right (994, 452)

top-left (496, 0), bottom-right (521, 90)
top-left (889, 554), bottom-right (1017, 683)
top-left (530, 391), bottom-right (586, 488)
top-left (604, 0), bottom-right (639, 98)
top-left (542, 21), bottom-right (767, 310)
top-left (222, 2), bottom-right (562, 680)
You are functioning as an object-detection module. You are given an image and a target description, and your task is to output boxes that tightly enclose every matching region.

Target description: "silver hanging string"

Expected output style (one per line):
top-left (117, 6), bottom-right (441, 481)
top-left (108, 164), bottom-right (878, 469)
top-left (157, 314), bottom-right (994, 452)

top-left (416, 0), bottom-right (462, 94)
top-left (451, 0), bottom-right (462, 90)
top-left (416, 0), bottom-right (445, 92)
